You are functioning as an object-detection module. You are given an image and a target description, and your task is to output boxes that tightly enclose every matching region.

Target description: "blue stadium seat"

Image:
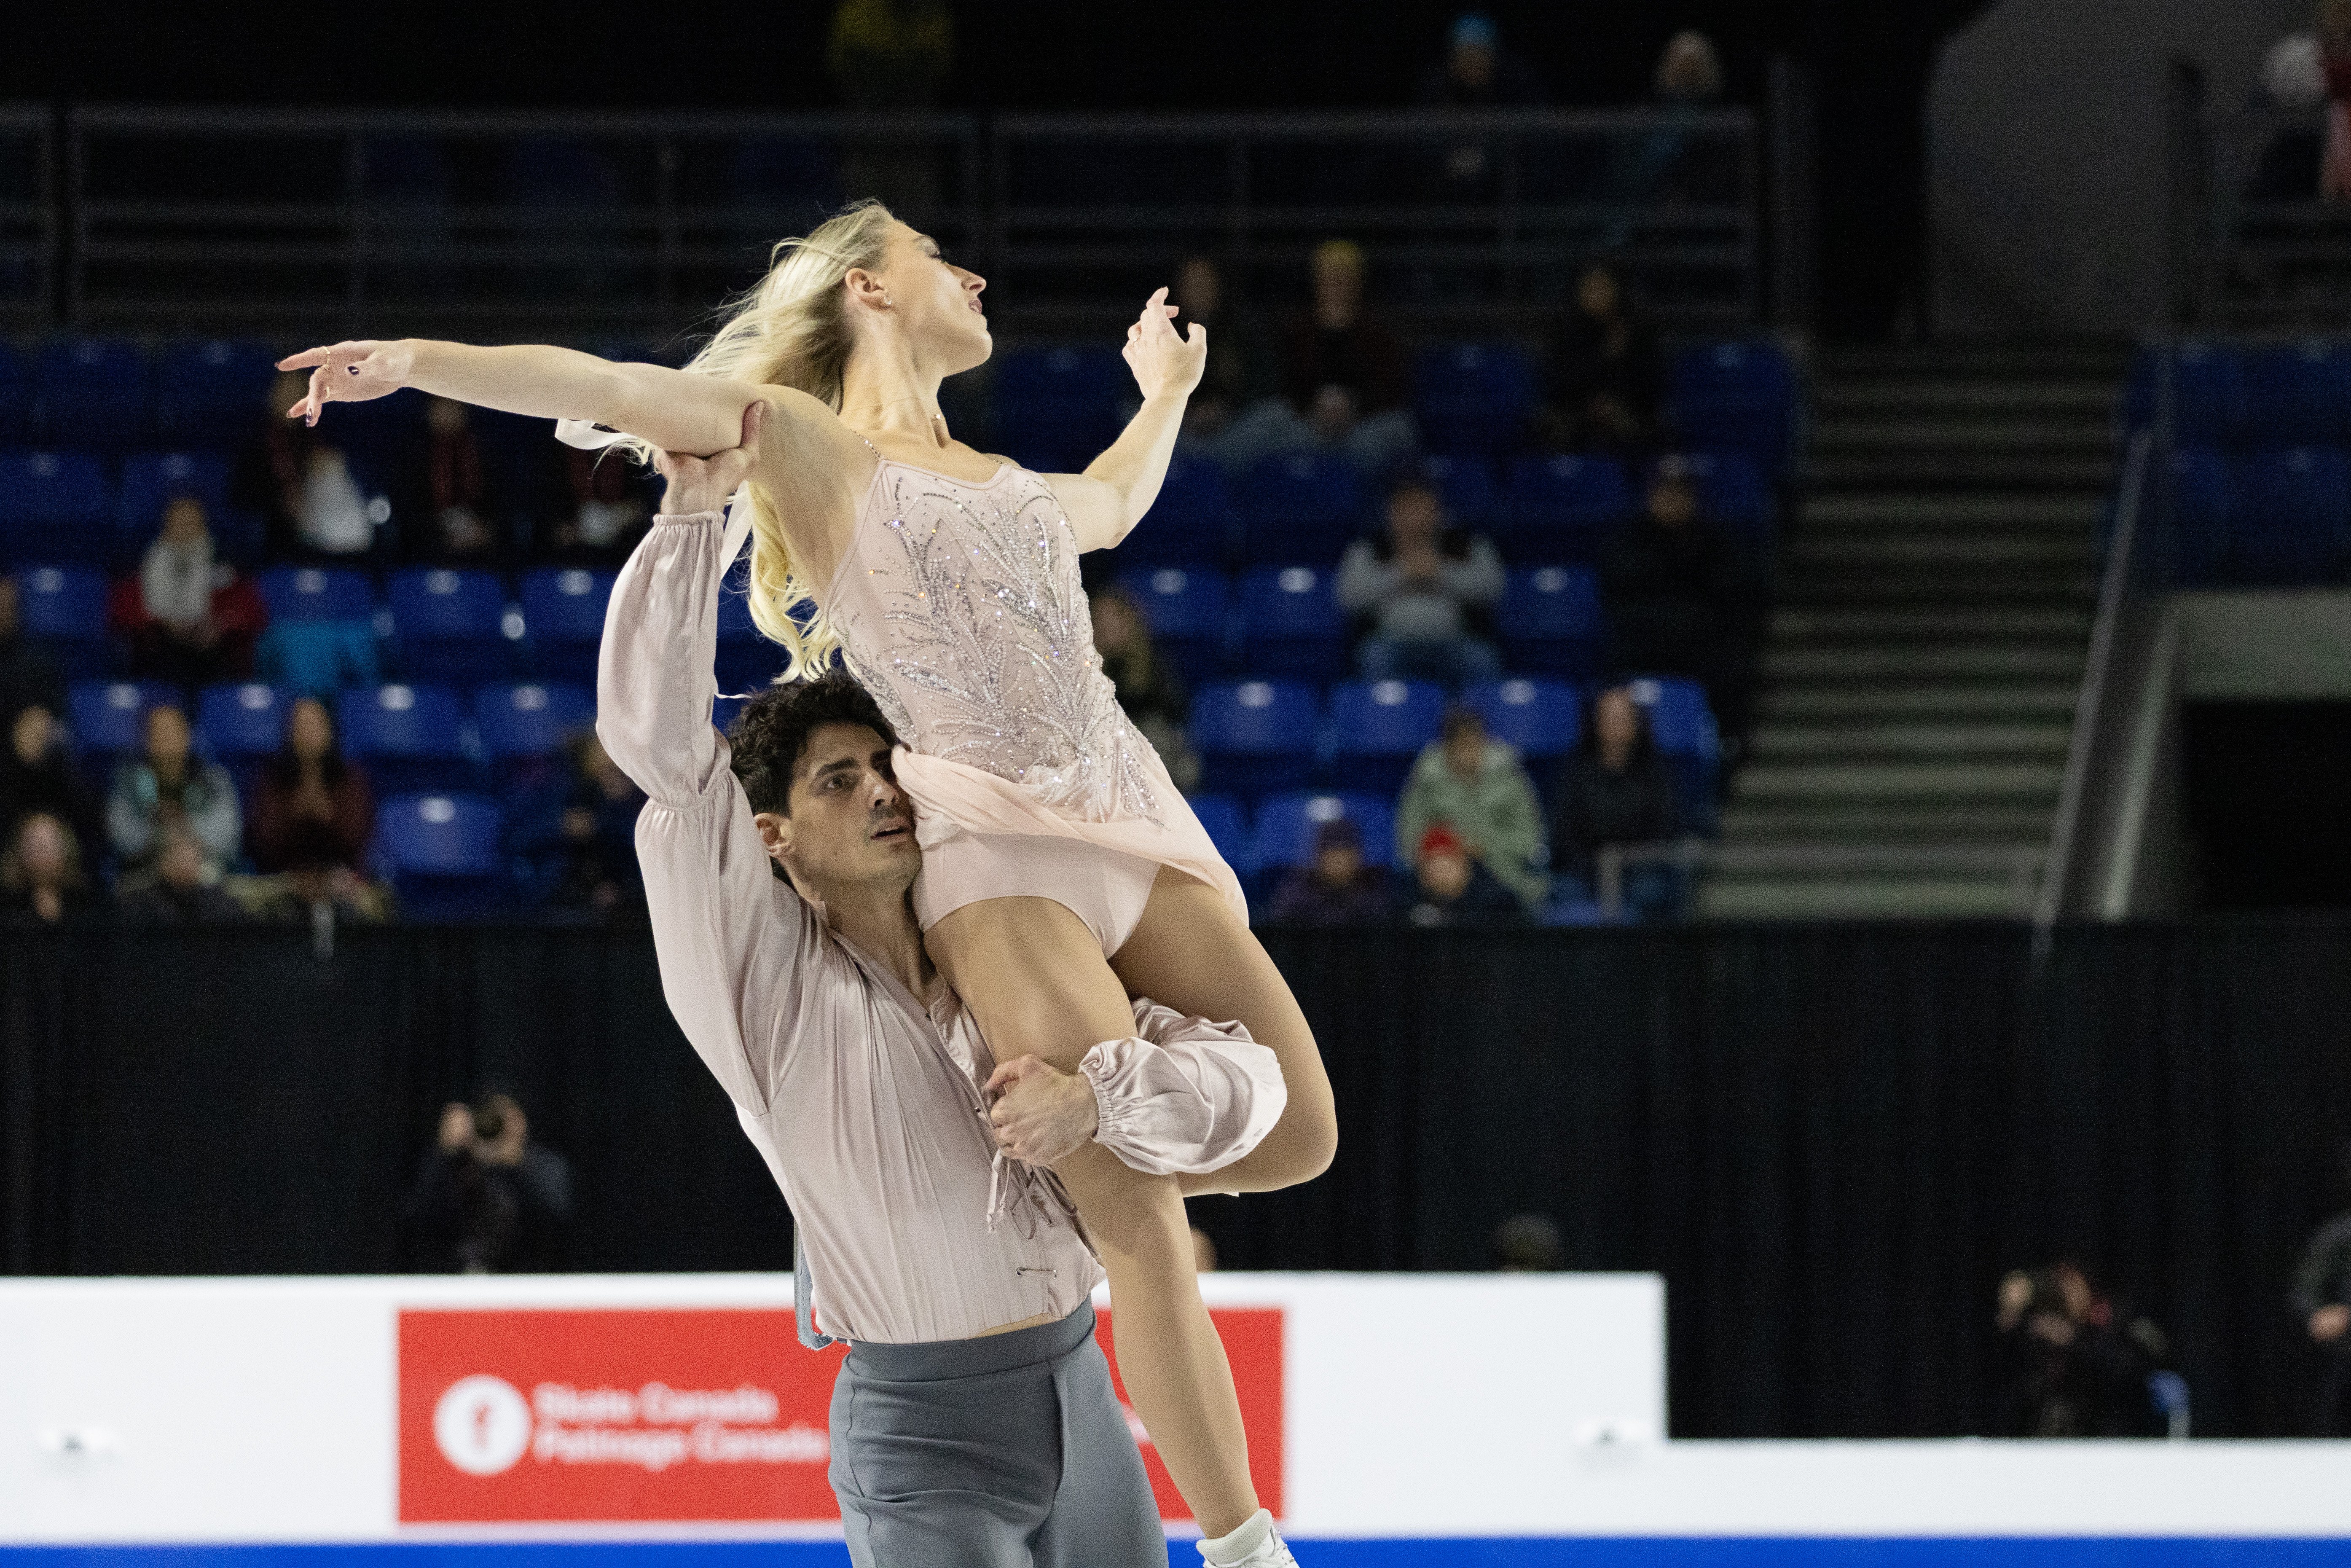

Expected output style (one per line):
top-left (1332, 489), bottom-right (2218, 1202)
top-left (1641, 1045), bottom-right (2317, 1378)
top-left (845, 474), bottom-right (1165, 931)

top-left (115, 451), bottom-right (239, 564)
top-left (1669, 339), bottom-right (1798, 472)
top-left (1117, 564), bottom-right (1229, 682)
top-left (2242, 340), bottom-right (2351, 448)
top-left (1328, 678), bottom-right (1447, 795)
top-left (155, 339), bottom-right (279, 447)
top-left (518, 567), bottom-right (615, 681)
top-left (341, 682), bottom-right (473, 794)
top-left (1421, 454), bottom-right (1498, 527)
top-left (2163, 446), bottom-right (2232, 585)
top-left (1496, 455), bottom-right (1632, 564)
top-left (1187, 793), bottom-right (1252, 881)
top-left (0, 344), bottom-right (28, 443)
top-left (387, 568), bottom-right (515, 684)
top-left (196, 682), bottom-right (290, 762)
top-left (2231, 445), bottom-right (2350, 583)
top-left (992, 345), bottom-right (1127, 474)
top-left (1236, 565), bottom-right (1347, 679)
top-left (258, 565), bottom-right (378, 624)
top-left (475, 681), bottom-right (595, 765)
top-left (17, 564), bottom-right (114, 679)
top-left (714, 561), bottom-right (789, 695)
top-left (1682, 451), bottom-right (1774, 534)
top-left (1414, 341), bottom-right (1538, 457)
top-left (1496, 565), bottom-right (1605, 677)
top-left (1251, 790), bottom-right (1396, 872)
top-left (1190, 679), bottom-right (1321, 799)
top-left (35, 339), bottom-right (153, 448)
top-left (711, 693), bottom-right (751, 736)
top-left (1120, 452), bottom-right (1236, 566)
top-left (2123, 341), bottom-right (2246, 443)
top-left (1625, 675), bottom-right (1719, 832)
top-left (0, 452), bottom-right (113, 563)
top-left (1464, 677), bottom-right (1583, 762)
top-left (376, 792), bottom-right (508, 918)
top-left (1235, 451), bottom-right (1369, 565)
top-left (67, 678), bottom-right (180, 759)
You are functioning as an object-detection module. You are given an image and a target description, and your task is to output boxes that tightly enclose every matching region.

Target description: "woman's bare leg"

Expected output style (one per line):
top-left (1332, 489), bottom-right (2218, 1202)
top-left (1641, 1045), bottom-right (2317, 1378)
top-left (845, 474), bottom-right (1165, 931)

top-left (1111, 868), bottom-right (1339, 1195)
top-left (927, 895), bottom-right (1260, 1537)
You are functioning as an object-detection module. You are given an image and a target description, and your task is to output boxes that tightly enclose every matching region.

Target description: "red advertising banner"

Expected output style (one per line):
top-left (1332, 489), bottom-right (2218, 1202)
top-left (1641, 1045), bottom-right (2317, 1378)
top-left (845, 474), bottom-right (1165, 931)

top-left (398, 1305), bottom-right (1283, 1525)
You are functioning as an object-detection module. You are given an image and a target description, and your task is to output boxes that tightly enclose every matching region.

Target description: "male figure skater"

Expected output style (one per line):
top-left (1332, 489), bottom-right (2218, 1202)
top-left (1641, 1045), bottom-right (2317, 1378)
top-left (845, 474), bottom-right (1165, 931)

top-left (597, 408), bottom-right (1285, 1567)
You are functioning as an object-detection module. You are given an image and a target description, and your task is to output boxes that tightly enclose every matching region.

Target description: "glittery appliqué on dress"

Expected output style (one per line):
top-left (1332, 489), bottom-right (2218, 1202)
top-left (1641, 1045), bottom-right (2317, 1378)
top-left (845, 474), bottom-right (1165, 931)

top-left (828, 463), bottom-right (1164, 826)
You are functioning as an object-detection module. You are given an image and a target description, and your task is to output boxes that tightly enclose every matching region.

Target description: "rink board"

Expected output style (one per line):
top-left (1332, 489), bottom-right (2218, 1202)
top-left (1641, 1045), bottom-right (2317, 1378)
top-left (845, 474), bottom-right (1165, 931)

top-left (9, 1273), bottom-right (2351, 1562)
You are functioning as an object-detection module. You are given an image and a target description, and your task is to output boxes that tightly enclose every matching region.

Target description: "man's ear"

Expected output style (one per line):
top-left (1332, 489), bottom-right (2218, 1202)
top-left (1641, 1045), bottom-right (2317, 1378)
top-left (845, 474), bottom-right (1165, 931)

top-left (751, 810), bottom-right (792, 867)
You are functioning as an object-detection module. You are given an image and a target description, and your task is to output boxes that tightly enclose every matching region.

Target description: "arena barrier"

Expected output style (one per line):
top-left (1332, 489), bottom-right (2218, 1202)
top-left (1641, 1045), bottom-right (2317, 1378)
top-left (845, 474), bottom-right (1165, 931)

top-left (5, 1272), bottom-right (2350, 1566)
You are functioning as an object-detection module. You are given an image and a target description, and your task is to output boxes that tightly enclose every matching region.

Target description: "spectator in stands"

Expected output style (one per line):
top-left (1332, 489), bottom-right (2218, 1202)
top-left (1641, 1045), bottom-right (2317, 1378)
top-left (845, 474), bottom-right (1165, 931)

top-left (107, 703), bottom-right (240, 879)
top-left (1992, 1262), bottom-right (2171, 1438)
top-left (1654, 29), bottom-right (1726, 106)
top-left (1551, 685), bottom-right (1679, 894)
top-left (0, 702), bottom-right (101, 853)
top-left (1539, 262), bottom-right (1662, 455)
top-left (0, 811), bottom-right (98, 924)
top-left (2252, 32), bottom-right (2327, 203)
top-left (1413, 13), bottom-right (1546, 202)
top-left (1267, 817), bottom-right (1394, 926)
top-left (1608, 30), bottom-right (1739, 215)
top-left (547, 445), bottom-right (651, 561)
top-left (402, 1091), bottom-right (574, 1273)
top-left (417, 397), bottom-right (497, 561)
top-left (1401, 822), bottom-right (1524, 927)
top-left (1397, 706), bottom-right (1548, 913)
top-left (236, 371), bottom-right (378, 558)
top-left (2291, 1140), bottom-right (2351, 1433)
top-left (0, 576), bottom-right (65, 725)
top-left (1336, 472), bottom-right (1504, 683)
top-left (1202, 240), bottom-right (1418, 477)
top-left (513, 731), bottom-right (648, 920)
top-left (1090, 585), bottom-right (1198, 791)
top-left (1601, 456), bottom-right (1751, 736)
top-left (246, 697), bottom-right (378, 899)
top-left (1170, 254), bottom-right (1270, 445)
top-left (112, 496), bottom-right (268, 686)
top-left (118, 823), bottom-right (246, 924)
top-left (1493, 1212), bottom-right (1565, 1271)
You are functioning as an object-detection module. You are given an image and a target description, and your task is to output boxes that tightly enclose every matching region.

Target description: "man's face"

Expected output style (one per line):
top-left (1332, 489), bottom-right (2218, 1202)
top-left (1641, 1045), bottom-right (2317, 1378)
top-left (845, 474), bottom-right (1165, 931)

top-left (1419, 848), bottom-right (1471, 902)
top-left (1387, 486), bottom-right (1442, 548)
top-left (1444, 726), bottom-right (1485, 779)
top-left (146, 706), bottom-right (191, 768)
top-left (760, 723), bottom-right (919, 897)
top-left (12, 705), bottom-right (50, 767)
top-left (1314, 842), bottom-right (1362, 887)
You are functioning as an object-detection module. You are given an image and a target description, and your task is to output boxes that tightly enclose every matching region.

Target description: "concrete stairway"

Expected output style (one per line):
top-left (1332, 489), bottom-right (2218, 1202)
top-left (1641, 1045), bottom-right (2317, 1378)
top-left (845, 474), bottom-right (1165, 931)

top-left (1696, 343), bottom-right (2129, 919)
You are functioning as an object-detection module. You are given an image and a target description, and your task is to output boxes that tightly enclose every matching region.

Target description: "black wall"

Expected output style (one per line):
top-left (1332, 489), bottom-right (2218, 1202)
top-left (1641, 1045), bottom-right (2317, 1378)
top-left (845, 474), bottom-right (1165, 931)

top-left (8, 918), bottom-right (2344, 1439)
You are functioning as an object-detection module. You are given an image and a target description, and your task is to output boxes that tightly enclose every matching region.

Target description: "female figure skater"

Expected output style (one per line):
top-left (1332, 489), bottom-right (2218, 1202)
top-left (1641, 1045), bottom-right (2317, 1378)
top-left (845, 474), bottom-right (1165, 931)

top-left (282, 199), bottom-right (1332, 1566)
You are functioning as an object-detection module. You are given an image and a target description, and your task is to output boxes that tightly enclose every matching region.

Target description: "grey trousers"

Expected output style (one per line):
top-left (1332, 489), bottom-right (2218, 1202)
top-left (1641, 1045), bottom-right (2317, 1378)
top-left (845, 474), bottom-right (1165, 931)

top-left (829, 1302), bottom-right (1167, 1568)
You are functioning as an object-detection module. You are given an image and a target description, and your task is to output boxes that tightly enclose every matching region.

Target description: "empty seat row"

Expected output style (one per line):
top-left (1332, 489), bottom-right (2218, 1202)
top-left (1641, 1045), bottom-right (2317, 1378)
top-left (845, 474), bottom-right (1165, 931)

top-left (2125, 338), bottom-right (2351, 448)
top-left (2165, 444), bottom-right (2351, 585)
top-left (994, 338), bottom-right (1801, 472)
top-left (0, 339), bottom-right (282, 450)
top-left (1120, 561), bottom-right (1605, 680)
top-left (1114, 448), bottom-right (1771, 570)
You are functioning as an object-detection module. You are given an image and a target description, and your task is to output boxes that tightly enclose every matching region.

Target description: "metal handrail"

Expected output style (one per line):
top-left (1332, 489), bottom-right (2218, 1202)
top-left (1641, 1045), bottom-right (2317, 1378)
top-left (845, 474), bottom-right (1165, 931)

top-left (2035, 424), bottom-right (2156, 938)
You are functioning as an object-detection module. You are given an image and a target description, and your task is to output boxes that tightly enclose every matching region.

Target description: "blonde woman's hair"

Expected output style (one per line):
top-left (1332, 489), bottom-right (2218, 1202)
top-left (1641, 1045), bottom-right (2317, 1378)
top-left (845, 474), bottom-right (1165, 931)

top-left (616, 198), bottom-right (899, 679)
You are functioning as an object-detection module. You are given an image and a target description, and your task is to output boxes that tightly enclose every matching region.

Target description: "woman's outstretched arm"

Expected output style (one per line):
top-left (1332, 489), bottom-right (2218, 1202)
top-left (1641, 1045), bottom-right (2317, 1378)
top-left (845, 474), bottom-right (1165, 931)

top-left (275, 338), bottom-right (834, 459)
top-left (1058, 289), bottom-right (1207, 552)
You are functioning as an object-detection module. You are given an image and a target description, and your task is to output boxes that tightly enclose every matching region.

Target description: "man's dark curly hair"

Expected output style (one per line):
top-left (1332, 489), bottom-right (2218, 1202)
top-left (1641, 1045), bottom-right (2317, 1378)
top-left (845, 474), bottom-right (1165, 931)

top-left (726, 669), bottom-right (899, 816)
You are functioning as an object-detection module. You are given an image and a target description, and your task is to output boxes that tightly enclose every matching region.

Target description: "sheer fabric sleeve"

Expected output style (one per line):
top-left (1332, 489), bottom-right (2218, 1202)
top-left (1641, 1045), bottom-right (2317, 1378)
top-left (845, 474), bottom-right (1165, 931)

top-left (598, 509), bottom-right (807, 1114)
top-left (1080, 999), bottom-right (1288, 1177)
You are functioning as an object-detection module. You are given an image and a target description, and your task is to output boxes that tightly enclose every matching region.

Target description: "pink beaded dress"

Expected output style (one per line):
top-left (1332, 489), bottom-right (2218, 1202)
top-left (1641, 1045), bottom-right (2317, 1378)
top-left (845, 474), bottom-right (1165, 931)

top-left (813, 456), bottom-right (1247, 948)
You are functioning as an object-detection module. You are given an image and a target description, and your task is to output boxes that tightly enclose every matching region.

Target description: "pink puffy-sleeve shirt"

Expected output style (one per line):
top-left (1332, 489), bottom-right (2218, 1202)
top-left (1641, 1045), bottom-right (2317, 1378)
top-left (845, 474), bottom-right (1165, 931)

top-left (596, 509), bottom-right (1285, 1345)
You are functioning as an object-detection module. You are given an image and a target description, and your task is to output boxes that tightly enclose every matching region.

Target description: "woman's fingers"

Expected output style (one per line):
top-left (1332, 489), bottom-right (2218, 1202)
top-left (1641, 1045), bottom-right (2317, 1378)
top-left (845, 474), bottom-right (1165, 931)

top-left (276, 346), bottom-right (330, 371)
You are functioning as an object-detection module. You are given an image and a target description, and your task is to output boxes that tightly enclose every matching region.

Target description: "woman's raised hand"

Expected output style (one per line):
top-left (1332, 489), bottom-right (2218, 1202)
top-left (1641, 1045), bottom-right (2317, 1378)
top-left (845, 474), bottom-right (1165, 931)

top-left (1121, 286), bottom-right (1206, 402)
top-left (276, 340), bottom-right (416, 426)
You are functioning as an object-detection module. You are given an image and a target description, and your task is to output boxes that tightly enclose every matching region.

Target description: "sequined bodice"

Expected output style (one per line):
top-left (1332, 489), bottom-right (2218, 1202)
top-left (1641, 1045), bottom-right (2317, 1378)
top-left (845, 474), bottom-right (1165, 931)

top-left (823, 461), bottom-right (1163, 825)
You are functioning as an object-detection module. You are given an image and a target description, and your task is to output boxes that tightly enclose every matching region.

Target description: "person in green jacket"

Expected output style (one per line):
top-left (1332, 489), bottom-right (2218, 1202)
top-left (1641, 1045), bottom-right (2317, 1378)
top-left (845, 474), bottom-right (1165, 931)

top-left (1395, 705), bottom-right (1549, 912)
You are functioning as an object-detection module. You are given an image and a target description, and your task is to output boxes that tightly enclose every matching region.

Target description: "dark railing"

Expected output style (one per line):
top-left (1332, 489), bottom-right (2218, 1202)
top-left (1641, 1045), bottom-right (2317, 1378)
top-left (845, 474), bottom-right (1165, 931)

top-left (11, 103), bottom-right (1763, 340)
top-left (0, 105), bottom-right (53, 328)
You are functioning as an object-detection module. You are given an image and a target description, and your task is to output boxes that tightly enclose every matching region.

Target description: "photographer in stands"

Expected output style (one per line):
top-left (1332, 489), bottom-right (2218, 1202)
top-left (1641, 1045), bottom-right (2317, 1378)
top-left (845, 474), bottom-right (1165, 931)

top-left (401, 1092), bottom-right (574, 1274)
top-left (1992, 1262), bottom-right (2171, 1438)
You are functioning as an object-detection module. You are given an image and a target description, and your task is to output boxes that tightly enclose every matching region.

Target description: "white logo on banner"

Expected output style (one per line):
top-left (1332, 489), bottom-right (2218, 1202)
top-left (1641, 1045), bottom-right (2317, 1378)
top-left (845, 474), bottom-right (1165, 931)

top-left (435, 1375), bottom-right (533, 1475)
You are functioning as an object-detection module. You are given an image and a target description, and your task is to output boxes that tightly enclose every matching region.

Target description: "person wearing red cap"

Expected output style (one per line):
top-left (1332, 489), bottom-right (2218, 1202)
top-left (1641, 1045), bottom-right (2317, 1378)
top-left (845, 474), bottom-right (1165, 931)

top-left (1403, 822), bottom-right (1524, 927)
